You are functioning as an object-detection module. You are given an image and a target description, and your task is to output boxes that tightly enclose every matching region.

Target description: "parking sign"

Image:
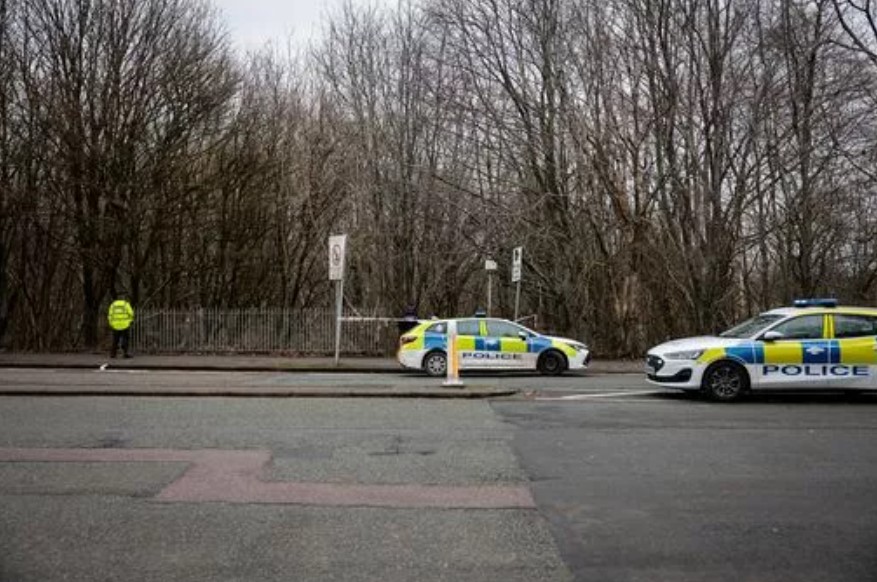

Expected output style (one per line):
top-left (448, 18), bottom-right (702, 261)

top-left (329, 234), bottom-right (347, 281)
top-left (511, 247), bottom-right (523, 282)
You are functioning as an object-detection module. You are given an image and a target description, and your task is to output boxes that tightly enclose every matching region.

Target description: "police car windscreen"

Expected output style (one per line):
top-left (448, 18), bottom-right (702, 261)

top-left (720, 314), bottom-right (785, 338)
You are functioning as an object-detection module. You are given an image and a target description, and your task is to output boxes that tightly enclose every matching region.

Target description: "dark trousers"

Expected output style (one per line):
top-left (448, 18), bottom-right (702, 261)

top-left (111, 328), bottom-right (130, 357)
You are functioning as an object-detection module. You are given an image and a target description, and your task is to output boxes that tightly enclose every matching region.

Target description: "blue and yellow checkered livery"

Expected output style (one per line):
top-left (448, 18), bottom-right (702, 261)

top-left (697, 307), bottom-right (877, 367)
top-left (697, 339), bottom-right (877, 366)
top-left (407, 329), bottom-right (578, 357)
top-left (397, 318), bottom-right (590, 375)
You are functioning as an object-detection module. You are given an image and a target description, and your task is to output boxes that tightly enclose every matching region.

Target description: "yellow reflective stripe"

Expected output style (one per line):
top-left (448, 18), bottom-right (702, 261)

top-left (763, 342), bottom-right (803, 364)
top-left (109, 302), bottom-right (132, 316)
top-left (457, 336), bottom-right (476, 351)
top-left (400, 322), bottom-right (432, 351)
top-left (551, 340), bottom-right (577, 358)
top-left (697, 348), bottom-right (726, 364)
top-left (500, 338), bottom-right (527, 353)
top-left (400, 336), bottom-right (424, 351)
top-left (838, 339), bottom-right (877, 365)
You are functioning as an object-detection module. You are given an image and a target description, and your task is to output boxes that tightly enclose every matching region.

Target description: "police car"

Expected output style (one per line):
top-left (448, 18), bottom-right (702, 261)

top-left (646, 299), bottom-right (877, 401)
top-left (398, 317), bottom-right (591, 376)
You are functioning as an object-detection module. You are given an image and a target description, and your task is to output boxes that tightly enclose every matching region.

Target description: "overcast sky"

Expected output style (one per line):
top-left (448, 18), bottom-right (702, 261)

top-left (209, 0), bottom-right (390, 54)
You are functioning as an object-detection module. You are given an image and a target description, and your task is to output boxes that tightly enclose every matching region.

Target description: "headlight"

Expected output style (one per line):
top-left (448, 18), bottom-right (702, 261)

top-left (664, 349), bottom-right (703, 360)
top-left (568, 342), bottom-right (588, 352)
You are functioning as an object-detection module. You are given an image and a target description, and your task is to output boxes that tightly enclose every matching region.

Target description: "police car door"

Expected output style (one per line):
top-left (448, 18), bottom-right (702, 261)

top-left (455, 319), bottom-right (482, 370)
top-left (483, 320), bottom-right (530, 369)
top-left (757, 314), bottom-right (831, 389)
top-left (831, 314), bottom-right (877, 388)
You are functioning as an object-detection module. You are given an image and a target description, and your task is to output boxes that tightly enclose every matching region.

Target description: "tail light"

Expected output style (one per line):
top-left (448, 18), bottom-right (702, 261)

top-left (400, 335), bottom-right (417, 345)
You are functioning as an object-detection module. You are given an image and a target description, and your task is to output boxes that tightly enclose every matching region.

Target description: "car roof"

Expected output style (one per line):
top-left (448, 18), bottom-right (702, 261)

top-left (417, 317), bottom-right (532, 331)
top-left (430, 317), bottom-right (517, 323)
top-left (764, 306), bottom-right (877, 317)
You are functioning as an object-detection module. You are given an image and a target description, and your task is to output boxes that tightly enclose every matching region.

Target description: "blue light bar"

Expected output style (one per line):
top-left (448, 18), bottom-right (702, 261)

top-left (793, 298), bottom-right (838, 308)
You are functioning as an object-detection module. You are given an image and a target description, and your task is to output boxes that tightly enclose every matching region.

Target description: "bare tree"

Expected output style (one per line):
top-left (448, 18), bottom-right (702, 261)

top-left (3, 0), bottom-right (877, 356)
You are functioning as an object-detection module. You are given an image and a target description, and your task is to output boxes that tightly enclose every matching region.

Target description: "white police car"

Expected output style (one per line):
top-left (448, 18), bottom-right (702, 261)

top-left (646, 299), bottom-right (877, 401)
top-left (398, 317), bottom-right (590, 376)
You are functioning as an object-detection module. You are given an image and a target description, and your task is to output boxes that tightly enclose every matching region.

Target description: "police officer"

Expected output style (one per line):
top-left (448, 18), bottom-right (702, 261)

top-left (398, 304), bottom-right (419, 335)
top-left (107, 295), bottom-right (135, 358)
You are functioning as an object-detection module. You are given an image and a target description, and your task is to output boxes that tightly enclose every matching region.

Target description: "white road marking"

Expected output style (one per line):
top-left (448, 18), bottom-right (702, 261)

top-left (95, 369), bottom-right (237, 375)
top-left (536, 389), bottom-right (664, 401)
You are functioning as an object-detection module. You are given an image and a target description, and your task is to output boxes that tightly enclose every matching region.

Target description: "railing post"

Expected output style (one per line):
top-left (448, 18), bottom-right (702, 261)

top-left (199, 307), bottom-right (205, 351)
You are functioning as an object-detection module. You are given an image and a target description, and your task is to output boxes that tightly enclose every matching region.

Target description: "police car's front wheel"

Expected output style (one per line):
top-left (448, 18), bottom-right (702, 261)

top-left (423, 351), bottom-right (448, 377)
top-left (538, 350), bottom-right (567, 376)
top-left (701, 361), bottom-right (748, 402)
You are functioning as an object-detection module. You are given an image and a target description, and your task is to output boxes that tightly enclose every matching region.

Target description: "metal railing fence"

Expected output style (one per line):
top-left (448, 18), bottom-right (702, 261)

top-left (128, 308), bottom-right (399, 355)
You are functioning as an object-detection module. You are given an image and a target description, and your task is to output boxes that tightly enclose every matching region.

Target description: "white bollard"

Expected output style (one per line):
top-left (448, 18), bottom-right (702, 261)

top-left (442, 320), bottom-right (465, 388)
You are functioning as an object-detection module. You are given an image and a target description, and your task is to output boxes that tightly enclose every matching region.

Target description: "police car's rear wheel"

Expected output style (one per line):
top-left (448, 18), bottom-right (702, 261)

top-left (702, 361), bottom-right (748, 402)
top-left (423, 351), bottom-right (447, 377)
top-left (538, 350), bottom-right (567, 376)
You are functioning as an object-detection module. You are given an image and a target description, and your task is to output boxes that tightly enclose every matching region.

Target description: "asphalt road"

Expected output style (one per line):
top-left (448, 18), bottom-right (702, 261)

top-left (494, 392), bottom-right (877, 582)
top-left (1, 369), bottom-right (876, 581)
top-left (0, 367), bottom-right (646, 392)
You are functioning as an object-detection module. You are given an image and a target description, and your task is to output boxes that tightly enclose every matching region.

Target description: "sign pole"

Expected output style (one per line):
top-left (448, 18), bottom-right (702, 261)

top-left (487, 272), bottom-right (493, 317)
top-left (334, 277), bottom-right (344, 366)
top-left (514, 281), bottom-right (521, 321)
top-left (328, 234), bottom-right (348, 367)
top-left (511, 247), bottom-right (523, 321)
top-left (485, 258), bottom-right (497, 317)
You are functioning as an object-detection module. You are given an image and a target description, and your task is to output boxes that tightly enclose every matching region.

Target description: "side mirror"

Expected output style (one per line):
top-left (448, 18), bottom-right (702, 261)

top-left (518, 331), bottom-right (529, 341)
top-left (762, 330), bottom-right (784, 342)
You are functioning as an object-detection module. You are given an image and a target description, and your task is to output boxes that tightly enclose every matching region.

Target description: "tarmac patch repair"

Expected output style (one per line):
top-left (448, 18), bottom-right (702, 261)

top-left (0, 447), bottom-right (534, 509)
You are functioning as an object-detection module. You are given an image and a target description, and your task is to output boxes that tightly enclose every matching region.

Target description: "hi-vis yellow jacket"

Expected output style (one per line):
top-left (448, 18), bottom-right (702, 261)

top-left (107, 300), bottom-right (135, 331)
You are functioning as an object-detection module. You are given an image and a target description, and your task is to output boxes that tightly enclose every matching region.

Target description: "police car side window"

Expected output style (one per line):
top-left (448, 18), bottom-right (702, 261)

top-left (834, 315), bottom-right (877, 339)
top-left (486, 321), bottom-right (525, 338)
top-left (770, 315), bottom-right (823, 340)
top-left (426, 322), bottom-right (446, 334)
top-left (456, 320), bottom-right (480, 336)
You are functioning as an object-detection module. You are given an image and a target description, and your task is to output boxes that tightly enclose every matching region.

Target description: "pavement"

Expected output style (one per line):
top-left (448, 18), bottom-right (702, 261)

top-left (0, 353), bottom-right (404, 373)
top-left (0, 352), bottom-right (641, 373)
top-left (0, 352), bottom-right (641, 398)
top-left (0, 353), bottom-right (643, 399)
